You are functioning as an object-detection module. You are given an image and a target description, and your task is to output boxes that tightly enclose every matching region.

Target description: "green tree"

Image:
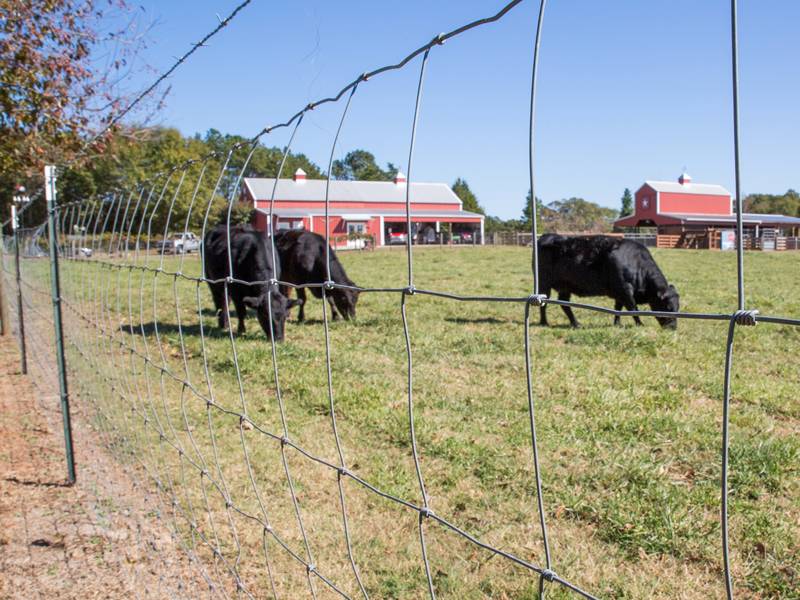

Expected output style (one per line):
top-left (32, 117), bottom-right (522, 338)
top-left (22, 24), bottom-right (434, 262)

top-left (331, 150), bottom-right (397, 181)
top-left (0, 0), bottom-right (149, 222)
top-left (620, 187), bottom-right (634, 217)
top-left (521, 190), bottom-right (545, 228)
top-left (544, 197), bottom-right (618, 232)
top-left (451, 178), bottom-right (484, 214)
top-left (744, 189), bottom-right (800, 217)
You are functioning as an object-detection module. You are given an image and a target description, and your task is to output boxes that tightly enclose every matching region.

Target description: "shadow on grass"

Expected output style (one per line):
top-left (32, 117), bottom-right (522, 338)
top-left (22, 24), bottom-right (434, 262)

top-left (444, 316), bottom-right (508, 325)
top-left (294, 317), bottom-right (384, 327)
top-left (120, 321), bottom-right (230, 340)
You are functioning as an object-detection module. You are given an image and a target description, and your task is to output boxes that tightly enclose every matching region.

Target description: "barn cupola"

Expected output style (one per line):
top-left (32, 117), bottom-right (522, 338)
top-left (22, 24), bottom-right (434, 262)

top-left (394, 171), bottom-right (407, 185)
top-left (293, 168), bottom-right (307, 182)
top-left (678, 171), bottom-right (692, 185)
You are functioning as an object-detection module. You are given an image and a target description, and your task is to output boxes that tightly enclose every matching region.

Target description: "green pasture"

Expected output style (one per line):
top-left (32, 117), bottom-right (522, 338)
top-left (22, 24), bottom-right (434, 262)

top-left (36, 245), bottom-right (800, 599)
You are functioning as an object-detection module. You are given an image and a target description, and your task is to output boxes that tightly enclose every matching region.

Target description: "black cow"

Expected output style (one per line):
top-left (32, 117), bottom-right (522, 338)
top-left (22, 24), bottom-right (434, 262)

top-left (535, 234), bottom-right (679, 329)
top-left (273, 229), bottom-right (359, 323)
top-left (203, 224), bottom-right (300, 341)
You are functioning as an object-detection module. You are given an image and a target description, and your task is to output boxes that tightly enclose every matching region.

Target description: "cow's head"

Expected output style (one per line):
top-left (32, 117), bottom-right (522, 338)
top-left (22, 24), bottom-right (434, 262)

top-left (333, 287), bottom-right (359, 320)
top-left (652, 284), bottom-right (679, 329)
top-left (243, 291), bottom-right (303, 341)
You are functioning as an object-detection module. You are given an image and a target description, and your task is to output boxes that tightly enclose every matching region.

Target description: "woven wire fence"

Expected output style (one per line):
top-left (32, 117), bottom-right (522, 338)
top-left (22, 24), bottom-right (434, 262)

top-left (1, 1), bottom-right (799, 598)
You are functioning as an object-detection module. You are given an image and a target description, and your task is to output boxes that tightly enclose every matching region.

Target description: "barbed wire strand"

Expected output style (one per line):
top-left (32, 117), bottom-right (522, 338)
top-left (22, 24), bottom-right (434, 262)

top-left (77, 0), bottom-right (255, 162)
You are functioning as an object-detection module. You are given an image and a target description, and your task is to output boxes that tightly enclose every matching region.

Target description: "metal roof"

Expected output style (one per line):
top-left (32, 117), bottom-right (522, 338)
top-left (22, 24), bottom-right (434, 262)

top-left (245, 177), bottom-right (462, 205)
top-left (254, 207), bottom-right (484, 220)
top-left (642, 180), bottom-right (731, 197)
top-left (662, 212), bottom-right (800, 225)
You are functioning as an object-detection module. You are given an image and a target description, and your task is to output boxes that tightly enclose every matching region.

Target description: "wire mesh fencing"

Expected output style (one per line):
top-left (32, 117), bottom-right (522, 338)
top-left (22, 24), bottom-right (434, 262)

top-left (1, 1), bottom-right (798, 598)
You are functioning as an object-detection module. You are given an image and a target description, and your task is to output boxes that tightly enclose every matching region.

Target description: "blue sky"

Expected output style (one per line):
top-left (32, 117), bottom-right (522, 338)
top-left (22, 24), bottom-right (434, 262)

top-left (125, 1), bottom-right (799, 219)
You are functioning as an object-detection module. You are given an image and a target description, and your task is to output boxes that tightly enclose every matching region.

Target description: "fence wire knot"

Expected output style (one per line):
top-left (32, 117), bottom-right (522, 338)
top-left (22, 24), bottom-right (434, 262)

top-left (323, 280), bottom-right (335, 290)
top-left (541, 569), bottom-right (556, 582)
top-left (405, 285), bottom-right (416, 296)
top-left (527, 293), bottom-right (547, 306)
top-left (733, 309), bottom-right (758, 326)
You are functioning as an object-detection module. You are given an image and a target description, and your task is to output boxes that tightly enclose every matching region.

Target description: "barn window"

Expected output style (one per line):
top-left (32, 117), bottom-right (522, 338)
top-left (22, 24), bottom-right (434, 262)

top-left (347, 222), bottom-right (366, 235)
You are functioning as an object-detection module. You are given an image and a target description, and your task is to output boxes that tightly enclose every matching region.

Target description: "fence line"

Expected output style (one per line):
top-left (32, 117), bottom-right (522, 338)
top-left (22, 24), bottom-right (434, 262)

top-left (1, 1), bottom-right (797, 598)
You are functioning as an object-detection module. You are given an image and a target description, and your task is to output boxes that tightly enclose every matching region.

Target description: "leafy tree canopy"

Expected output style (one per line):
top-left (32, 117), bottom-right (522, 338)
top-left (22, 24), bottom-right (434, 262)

top-left (744, 190), bottom-right (800, 217)
top-left (48, 127), bottom-right (326, 236)
top-left (1, 0), bottom-right (150, 222)
top-left (519, 190), bottom-right (616, 233)
top-left (331, 150), bottom-right (397, 181)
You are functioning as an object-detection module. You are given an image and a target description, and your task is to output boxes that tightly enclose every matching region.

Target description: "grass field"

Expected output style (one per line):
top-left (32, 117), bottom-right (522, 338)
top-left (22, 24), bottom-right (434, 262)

top-left (39, 245), bottom-right (800, 598)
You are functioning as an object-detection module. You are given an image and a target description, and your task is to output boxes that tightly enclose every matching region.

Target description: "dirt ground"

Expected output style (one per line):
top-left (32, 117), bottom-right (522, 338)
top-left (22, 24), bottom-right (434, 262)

top-left (0, 333), bottom-right (208, 599)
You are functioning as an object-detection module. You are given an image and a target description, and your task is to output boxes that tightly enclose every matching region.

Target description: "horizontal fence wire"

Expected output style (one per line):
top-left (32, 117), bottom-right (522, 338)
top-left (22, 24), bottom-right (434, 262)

top-left (1, 0), bottom-right (798, 598)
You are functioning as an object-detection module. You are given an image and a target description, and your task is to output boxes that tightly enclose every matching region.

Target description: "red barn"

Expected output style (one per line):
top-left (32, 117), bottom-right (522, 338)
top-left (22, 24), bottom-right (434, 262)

top-left (242, 169), bottom-right (485, 248)
top-left (615, 173), bottom-right (800, 237)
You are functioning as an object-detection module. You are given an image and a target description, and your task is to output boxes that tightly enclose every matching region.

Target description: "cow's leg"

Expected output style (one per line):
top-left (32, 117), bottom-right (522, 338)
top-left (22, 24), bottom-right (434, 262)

top-left (233, 296), bottom-right (247, 335)
top-left (327, 294), bottom-right (341, 321)
top-left (210, 283), bottom-right (229, 331)
top-left (558, 291), bottom-right (580, 328)
top-left (620, 284), bottom-right (643, 326)
top-left (614, 300), bottom-right (623, 326)
top-left (296, 287), bottom-right (307, 323)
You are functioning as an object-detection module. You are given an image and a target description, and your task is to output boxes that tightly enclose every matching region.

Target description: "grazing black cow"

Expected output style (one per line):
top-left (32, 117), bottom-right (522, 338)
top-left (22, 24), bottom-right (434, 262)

top-left (535, 234), bottom-right (679, 329)
top-left (202, 224), bottom-right (300, 341)
top-left (273, 229), bottom-right (359, 323)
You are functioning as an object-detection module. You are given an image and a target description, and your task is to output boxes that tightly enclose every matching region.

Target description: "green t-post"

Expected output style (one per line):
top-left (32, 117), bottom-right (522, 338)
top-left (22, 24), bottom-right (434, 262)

top-left (45, 165), bottom-right (76, 484)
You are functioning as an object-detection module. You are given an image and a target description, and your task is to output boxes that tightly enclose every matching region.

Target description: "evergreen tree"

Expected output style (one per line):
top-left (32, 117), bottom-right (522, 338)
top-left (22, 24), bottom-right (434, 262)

top-left (522, 190), bottom-right (544, 228)
top-left (451, 178), bottom-right (484, 214)
top-left (620, 188), bottom-right (634, 217)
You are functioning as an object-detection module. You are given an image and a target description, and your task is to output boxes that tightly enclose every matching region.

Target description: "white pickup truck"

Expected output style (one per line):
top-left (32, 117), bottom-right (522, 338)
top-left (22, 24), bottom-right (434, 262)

top-left (156, 232), bottom-right (200, 254)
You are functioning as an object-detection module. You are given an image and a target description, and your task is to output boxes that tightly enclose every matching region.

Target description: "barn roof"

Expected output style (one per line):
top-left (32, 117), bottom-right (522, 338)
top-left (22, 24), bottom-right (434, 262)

top-left (643, 180), bottom-right (731, 197)
top-left (244, 177), bottom-right (462, 205)
top-left (663, 212), bottom-right (800, 225)
top-left (614, 211), bottom-right (800, 227)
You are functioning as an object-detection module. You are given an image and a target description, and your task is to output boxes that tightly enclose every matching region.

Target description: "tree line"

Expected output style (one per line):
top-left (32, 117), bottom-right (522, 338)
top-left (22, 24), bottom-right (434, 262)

top-left (6, 123), bottom-right (797, 237)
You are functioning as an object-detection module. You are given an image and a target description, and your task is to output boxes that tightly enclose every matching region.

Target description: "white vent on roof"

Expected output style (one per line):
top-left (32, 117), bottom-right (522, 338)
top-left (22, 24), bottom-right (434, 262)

top-left (678, 171), bottom-right (692, 185)
top-left (394, 171), bottom-right (406, 185)
top-left (293, 168), bottom-right (307, 182)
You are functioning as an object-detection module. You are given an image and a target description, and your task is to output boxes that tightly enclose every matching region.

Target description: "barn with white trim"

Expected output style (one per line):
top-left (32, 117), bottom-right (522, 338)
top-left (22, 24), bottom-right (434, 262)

top-left (242, 169), bottom-right (485, 248)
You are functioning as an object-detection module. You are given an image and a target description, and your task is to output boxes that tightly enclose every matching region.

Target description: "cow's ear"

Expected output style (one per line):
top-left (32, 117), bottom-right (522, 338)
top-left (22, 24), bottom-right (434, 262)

top-left (287, 298), bottom-right (303, 309)
top-left (243, 296), bottom-right (262, 309)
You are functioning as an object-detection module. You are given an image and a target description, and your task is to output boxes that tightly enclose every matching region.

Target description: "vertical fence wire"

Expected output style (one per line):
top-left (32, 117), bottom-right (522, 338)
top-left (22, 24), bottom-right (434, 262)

top-left (2, 0), bottom-right (799, 598)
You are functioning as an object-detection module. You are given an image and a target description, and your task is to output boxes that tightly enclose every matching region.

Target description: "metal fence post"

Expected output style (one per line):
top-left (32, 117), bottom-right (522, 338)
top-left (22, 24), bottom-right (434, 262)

top-left (11, 205), bottom-right (27, 374)
top-left (45, 165), bottom-right (76, 484)
top-left (0, 253), bottom-right (5, 336)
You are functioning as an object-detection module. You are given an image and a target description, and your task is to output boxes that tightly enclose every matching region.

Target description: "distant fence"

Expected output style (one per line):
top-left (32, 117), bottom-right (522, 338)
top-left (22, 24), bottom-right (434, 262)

top-left (489, 231), bottom-right (657, 247)
top-left (491, 231), bottom-right (799, 252)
